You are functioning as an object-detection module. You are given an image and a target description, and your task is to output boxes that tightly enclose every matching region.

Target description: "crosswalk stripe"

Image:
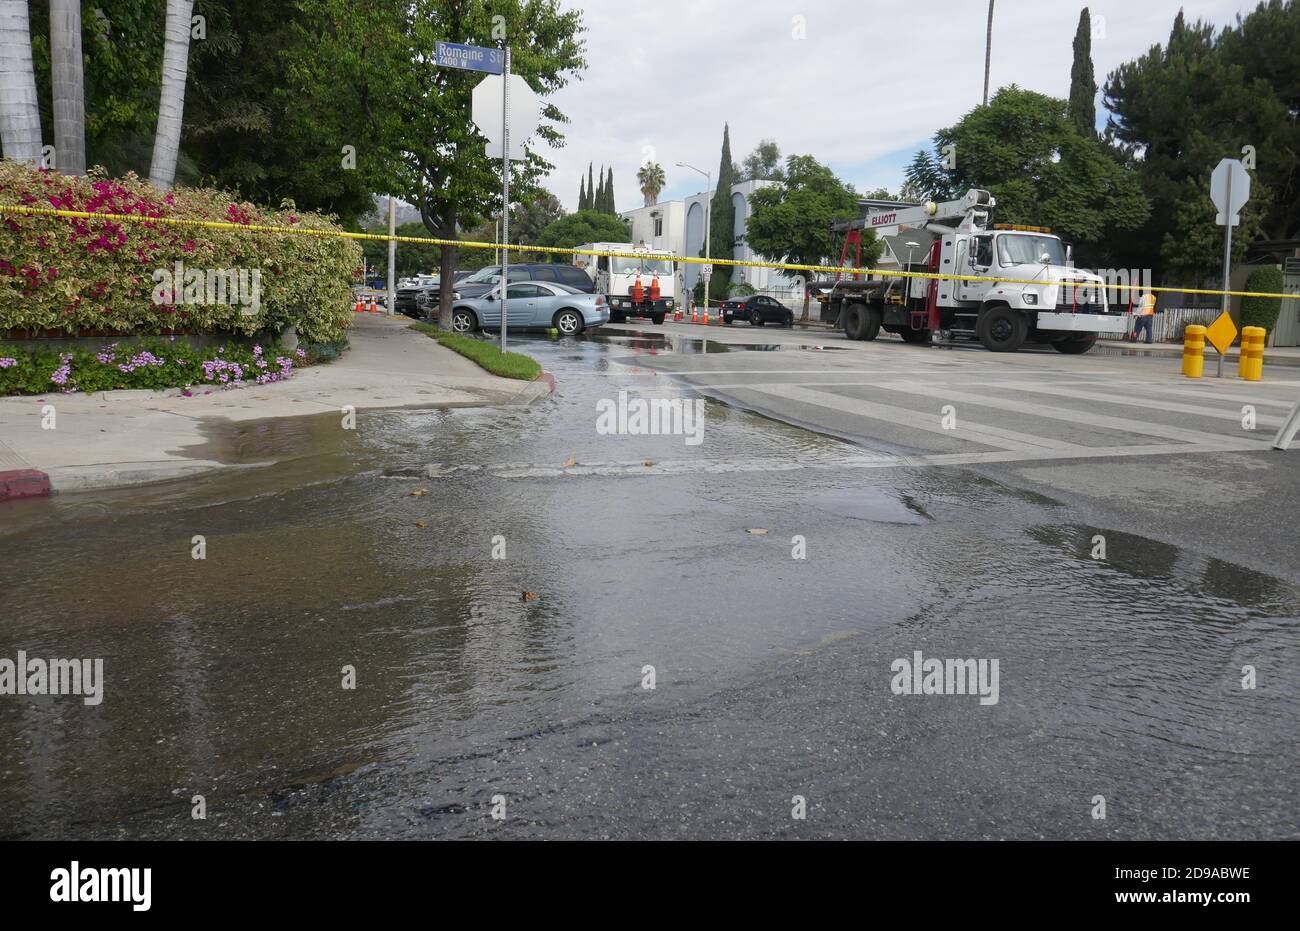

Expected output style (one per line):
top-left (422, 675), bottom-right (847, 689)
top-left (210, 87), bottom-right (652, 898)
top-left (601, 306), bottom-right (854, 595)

top-left (742, 384), bottom-right (1087, 452)
top-left (884, 380), bottom-right (1261, 447)
top-left (984, 381), bottom-right (1286, 428)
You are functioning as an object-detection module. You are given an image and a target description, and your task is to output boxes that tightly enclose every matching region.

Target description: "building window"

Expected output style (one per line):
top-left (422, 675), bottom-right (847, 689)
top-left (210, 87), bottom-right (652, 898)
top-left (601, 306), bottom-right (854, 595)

top-left (654, 217), bottom-right (663, 236)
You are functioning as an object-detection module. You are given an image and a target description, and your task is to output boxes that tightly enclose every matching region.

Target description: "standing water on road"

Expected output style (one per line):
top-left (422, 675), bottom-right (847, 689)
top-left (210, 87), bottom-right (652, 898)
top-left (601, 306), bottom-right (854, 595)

top-left (0, 333), bottom-right (1295, 839)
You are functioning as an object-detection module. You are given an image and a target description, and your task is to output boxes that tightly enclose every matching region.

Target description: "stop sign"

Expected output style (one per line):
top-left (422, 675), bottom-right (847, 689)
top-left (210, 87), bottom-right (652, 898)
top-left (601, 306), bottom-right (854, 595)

top-left (471, 74), bottom-right (540, 149)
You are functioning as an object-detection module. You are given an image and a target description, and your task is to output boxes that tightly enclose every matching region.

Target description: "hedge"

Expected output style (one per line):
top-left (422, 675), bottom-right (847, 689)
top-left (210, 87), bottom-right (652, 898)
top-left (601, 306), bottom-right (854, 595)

top-left (0, 161), bottom-right (361, 345)
top-left (1239, 266), bottom-right (1284, 335)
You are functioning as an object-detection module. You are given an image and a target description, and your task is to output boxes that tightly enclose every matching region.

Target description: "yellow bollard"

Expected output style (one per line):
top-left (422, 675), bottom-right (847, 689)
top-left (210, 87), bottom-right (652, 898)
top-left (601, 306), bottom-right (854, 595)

top-left (1240, 326), bottom-right (1265, 381)
top-left (1182, 324), bottom-right (1205, 378)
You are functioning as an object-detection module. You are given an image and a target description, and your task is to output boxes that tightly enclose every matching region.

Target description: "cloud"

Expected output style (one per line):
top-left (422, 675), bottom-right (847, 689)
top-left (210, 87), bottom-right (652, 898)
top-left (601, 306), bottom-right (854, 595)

top-left (538, 0), bottom-right (1254, 210)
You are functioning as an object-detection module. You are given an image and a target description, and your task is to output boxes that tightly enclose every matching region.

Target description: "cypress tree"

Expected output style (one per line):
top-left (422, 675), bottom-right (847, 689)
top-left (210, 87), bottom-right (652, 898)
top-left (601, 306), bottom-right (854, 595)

top-left (587, 163), bottom-right (595, 211)
top-left (708, 124), bottom-right (736, 301)
top-left (605, 166), bottom-right (615, 214)
top-left (1069, 8), bottom-right (1096, 135)
top-left (578, 176), bottom-right (587, 212)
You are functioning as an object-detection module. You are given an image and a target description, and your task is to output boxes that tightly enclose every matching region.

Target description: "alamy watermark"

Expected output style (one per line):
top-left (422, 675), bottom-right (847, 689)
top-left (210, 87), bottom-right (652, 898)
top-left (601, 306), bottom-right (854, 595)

top-left (890, 650), bottom-right (999, 706)
top-left (0, 651), bottom-right (103, 705)
top-left (152, 260), bottom-right (261, 316)
top-left (596, 390), bottom-right (704, 446)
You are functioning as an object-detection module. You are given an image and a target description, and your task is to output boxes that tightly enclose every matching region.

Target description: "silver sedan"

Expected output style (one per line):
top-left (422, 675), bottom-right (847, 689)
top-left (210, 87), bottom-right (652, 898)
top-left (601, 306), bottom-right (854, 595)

top-left (449, 282), bottom-right (609, 335)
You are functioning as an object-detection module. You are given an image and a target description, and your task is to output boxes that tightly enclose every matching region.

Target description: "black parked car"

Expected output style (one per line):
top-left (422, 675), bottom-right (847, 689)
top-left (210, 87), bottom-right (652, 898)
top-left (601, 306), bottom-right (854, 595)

top-left (721, 294), bottom-right (794, 327)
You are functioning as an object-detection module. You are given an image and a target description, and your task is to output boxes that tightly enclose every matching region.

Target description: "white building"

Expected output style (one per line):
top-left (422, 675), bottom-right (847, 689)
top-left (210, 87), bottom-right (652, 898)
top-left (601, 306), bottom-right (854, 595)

top-left (620, 180), bottom-right (803, 301)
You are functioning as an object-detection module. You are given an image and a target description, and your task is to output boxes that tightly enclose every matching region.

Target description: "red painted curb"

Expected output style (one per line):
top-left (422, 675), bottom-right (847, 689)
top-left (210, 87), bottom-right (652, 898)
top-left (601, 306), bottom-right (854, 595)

top-left (0, 469), bottom-right (51, 502)
top-left (536, 371), bottom-right (557, 394)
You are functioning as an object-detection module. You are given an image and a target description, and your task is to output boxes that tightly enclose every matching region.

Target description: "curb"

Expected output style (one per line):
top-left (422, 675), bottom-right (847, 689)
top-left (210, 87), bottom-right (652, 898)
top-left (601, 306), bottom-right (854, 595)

top-left (0, 469), bottom-right (51, 501)
top-left (536, 371), bottom-right (557, 394)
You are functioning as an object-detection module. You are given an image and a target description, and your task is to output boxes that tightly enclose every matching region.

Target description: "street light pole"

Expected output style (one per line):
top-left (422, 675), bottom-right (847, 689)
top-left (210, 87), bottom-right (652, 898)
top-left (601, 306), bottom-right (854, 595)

top-left (677, 162), bottom-right (711, 320)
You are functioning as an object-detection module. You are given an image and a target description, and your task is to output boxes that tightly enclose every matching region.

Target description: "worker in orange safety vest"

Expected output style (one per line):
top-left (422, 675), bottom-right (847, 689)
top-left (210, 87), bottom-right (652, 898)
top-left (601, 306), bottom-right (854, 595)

top-left (1132, 292), bottom-right (1156, 344)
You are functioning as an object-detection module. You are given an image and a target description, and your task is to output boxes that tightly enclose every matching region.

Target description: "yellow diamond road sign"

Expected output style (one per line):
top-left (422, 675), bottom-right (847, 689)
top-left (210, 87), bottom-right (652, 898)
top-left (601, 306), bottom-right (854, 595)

top-left (1206, 311), bottom-right (1238, 354)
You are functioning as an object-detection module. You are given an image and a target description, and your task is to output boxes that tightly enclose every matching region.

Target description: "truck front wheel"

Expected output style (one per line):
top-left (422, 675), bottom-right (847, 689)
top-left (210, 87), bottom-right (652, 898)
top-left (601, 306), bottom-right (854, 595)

top-left (651, 313), bottom-right (666, 325)
top-left (977, 305), bottom-right (1027, 352)
top-left (842, 302), bottom-right (881, 341)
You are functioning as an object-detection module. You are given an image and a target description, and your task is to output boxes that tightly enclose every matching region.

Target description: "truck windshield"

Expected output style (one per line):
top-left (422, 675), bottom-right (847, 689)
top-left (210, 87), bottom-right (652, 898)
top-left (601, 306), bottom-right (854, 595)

top-left (611, 256), bottom-right (674, 276)
top-left (997, 234), bottom-right (1064, 266)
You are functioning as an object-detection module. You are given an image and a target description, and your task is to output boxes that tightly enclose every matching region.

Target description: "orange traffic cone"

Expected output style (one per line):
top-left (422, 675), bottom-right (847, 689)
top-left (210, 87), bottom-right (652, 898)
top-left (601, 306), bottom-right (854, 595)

top-left (354, 298), bottom-right (363, 313)
top-left (368, 298), bottom-right (378, 313)
top-left (690, 306), bottom-right (699, 324)
top-left (702, 306), bottom-right (710, 325)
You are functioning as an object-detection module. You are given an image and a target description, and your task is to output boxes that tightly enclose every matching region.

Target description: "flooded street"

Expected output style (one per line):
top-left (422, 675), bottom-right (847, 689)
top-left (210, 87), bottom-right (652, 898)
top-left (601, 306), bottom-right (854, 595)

top-left (1, 331), bottom-right (1296, 839)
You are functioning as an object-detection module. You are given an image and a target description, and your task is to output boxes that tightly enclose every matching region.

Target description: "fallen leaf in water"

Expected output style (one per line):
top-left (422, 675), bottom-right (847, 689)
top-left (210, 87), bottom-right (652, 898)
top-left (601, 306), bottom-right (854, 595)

top-left (410, 488), bottom-right (428, 497)
top-left (747, 528), bottom-right (768, 535)
top-left (643, 459), bottom-right (654, 467)
top-left (521, 591), bottom-right (539, 602)
top-left (415, 520), bottom-right (425, 528)
top-left (563, 456), bottom-right (577, 468)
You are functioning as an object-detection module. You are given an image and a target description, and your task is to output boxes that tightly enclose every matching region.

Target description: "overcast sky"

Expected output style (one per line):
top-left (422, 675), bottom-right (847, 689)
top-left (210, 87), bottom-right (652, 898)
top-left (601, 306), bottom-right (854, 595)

top-left (541, 0), bottom-right (1257, 212)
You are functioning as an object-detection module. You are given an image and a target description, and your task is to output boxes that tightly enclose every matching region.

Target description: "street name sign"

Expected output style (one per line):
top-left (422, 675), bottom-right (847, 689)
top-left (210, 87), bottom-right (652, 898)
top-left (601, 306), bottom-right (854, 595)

top-left (435, 42), bottom-right (504, 74)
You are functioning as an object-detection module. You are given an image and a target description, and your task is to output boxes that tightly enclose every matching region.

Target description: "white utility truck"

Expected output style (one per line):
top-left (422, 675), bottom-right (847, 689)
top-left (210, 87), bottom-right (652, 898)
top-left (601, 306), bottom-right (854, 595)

top-left (815, 189), bottom-right (1125, 353)
top-left (573, 242), bottom-right (678, 324)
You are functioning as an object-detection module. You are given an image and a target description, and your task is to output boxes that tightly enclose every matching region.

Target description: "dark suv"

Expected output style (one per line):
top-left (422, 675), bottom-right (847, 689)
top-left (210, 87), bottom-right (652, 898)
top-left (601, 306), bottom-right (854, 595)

top-left (721, 294), bottom-right (795, 327)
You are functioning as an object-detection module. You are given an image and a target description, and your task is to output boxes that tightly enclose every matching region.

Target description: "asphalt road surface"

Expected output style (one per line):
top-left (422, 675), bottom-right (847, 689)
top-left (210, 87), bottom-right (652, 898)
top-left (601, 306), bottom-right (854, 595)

top-left (1, 321), bottom-right (1295, 839)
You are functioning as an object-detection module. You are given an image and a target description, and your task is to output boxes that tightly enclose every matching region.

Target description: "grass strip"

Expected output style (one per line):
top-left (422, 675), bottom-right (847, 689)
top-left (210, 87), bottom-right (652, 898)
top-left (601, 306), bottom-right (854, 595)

top-left (410, 323), bottom-right (543, 381)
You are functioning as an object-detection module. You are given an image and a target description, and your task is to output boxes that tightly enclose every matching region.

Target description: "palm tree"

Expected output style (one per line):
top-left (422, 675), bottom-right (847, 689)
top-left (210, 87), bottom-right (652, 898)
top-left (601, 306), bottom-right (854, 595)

top-left (50, 0), bottom-right (85, 175)
top-left (637, 162), bottom-right (665, 207)
top-left (149, 0), bottom-right (196, 190)
top-left (982, 0), bottom-right (995, 106)
top-left (0, 0), bottom-right (43, 165)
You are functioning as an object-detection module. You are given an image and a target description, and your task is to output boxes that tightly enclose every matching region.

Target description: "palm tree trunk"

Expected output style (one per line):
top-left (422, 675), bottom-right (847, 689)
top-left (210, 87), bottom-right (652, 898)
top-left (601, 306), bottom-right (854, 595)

top-left (149, 0), bottom-right (195, 190)
top-left (50, 0), bottom-right (85, 175)
top-left (0, 0), bottom-right (43, 165)
top-left (982, 0), bottom-right (995, 106)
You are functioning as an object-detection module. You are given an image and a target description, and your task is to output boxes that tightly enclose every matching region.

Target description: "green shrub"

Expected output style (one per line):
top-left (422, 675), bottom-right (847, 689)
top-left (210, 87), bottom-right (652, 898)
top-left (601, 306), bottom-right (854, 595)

top-left (0, 161), bottom-right (361, 344)
top-left (1239, 266), bottom-right (1284, 334)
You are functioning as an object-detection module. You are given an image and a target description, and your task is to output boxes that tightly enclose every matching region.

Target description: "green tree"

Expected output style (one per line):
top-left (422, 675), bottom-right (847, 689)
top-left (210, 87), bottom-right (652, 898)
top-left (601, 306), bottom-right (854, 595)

top-left (737, 139), bottom-right (782, 182)
top-left (604, 165), bottom-right (615, 213)
top-left (361, 220), bottom-right (444, 278)
top-left (534, 209), bottom-right (629, 257)
top-left (1069, 8), bottom-right (1096, 135)
top-left (578, 174), bottom-right (587, 211)
top-left (902, 149), bottom-right (955, 202)
top-left (707, 123), bottom-right (735, 301)
top-left (1104, 8), bottom-right (1287, 282)
top-left (637, 161), bottom-right (665, 206)
top-left (286, 0), bottom-right (586, 323)
top-left (911, 86), bottom-right (1149, 266)
top-left (746, 154), bottom-right (874, 320)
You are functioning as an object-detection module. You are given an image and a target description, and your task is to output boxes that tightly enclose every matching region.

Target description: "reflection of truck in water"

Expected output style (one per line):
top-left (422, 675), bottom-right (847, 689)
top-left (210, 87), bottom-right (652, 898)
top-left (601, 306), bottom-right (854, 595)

top-left (812, 189), bottom-right (1126, 353)
top-left (573, 243), bottom-right (678, 324)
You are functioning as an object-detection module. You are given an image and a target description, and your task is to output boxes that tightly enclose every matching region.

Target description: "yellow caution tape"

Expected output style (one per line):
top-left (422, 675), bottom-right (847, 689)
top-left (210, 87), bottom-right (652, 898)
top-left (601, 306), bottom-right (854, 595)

top-left (0, 202), bottom-right (1292, 301)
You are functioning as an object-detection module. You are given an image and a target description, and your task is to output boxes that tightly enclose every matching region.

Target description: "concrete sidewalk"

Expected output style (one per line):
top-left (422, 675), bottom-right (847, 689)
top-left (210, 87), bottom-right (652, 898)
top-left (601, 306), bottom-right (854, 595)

top-left (0, 313), bottom-right (551, 496)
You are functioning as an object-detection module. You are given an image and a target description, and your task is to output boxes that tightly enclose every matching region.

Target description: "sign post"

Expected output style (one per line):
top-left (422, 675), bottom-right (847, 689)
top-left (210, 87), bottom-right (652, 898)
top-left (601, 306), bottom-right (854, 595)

top-left (1209, 158), bottom-right (1251, 377)
top-left (471, 64), bottom-right (539, 353)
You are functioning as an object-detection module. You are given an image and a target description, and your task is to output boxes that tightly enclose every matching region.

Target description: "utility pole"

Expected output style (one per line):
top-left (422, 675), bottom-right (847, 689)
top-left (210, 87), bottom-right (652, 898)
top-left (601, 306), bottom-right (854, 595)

top-left (983, 0), bottom-right (995, 106)
top-left (677, 162), bottom-right (711, 319)
top-left (386, 196), bottom-right (396, 316)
